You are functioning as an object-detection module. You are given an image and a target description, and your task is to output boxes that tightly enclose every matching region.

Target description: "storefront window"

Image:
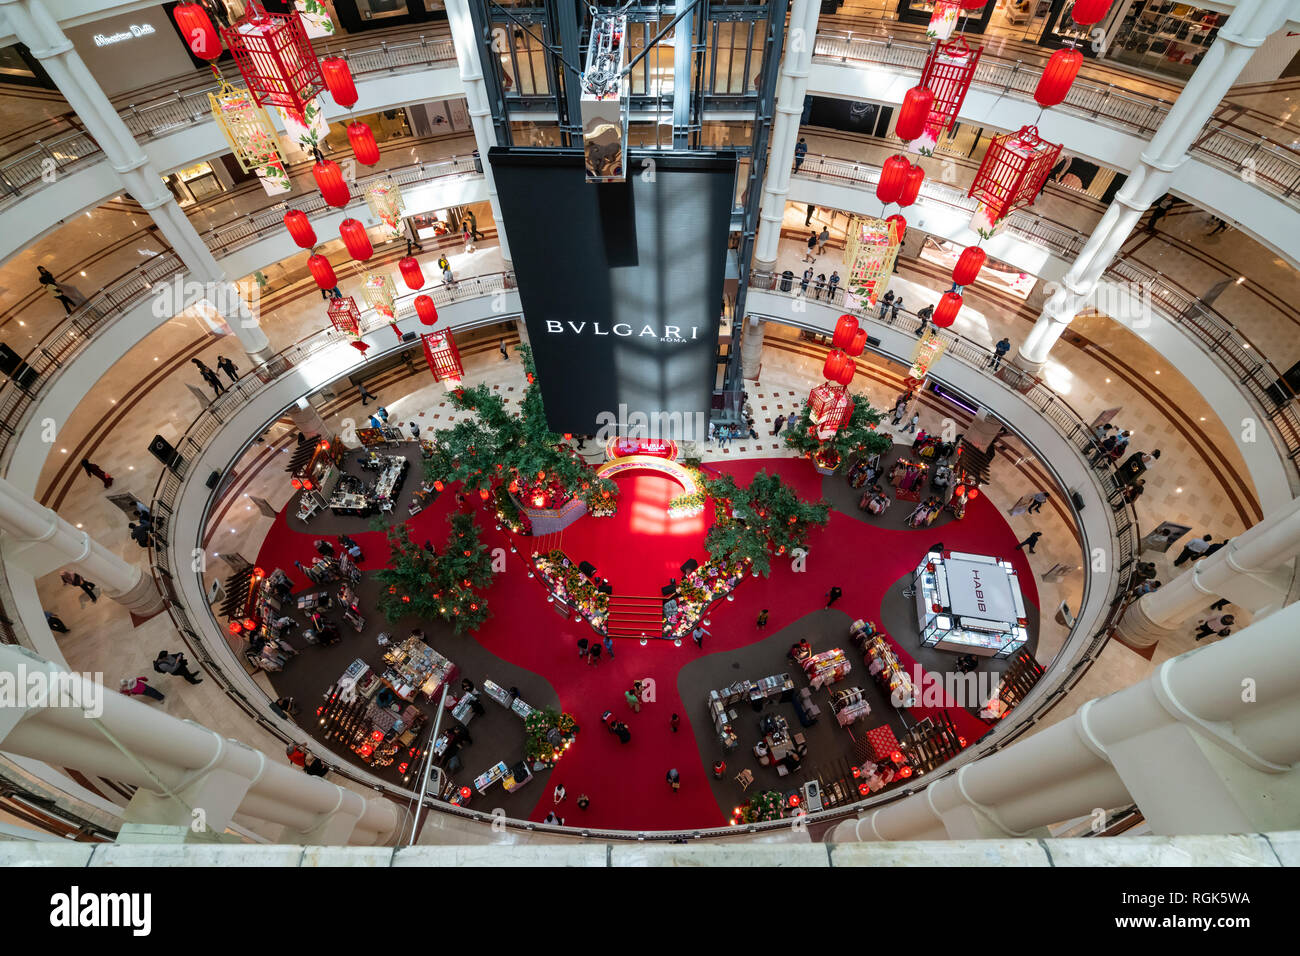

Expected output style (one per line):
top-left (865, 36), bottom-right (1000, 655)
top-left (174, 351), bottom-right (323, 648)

top-left (703, 19), bottom-right (766, 95)
top-left (493, 20), bottom-right (553, 96)
top-left (1109, 1), bottom-right (1223, 80)
top-left (166, 162), bottom-right (224, 206)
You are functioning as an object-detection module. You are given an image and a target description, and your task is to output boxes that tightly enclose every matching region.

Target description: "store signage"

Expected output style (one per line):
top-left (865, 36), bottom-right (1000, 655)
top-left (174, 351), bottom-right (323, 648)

top-left (93, 23), bottom-right (157, 46)
top-left (946, 558), bottom-right (1016, 623)
top-left (541, 321), bottom-right (703, 343)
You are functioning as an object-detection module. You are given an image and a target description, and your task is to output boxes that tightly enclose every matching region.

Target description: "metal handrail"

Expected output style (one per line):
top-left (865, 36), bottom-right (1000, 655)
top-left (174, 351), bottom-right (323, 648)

top-left (810, 30), bottom-right (1300, 208)
top-left (0, 154), bottom-right (483, 467)
top-left (793, 151), bottom-right (1300, 472)
top-left (0, 33), bottom-right (458, 208)
top-left (122, 269), bottom-right (1137, 844)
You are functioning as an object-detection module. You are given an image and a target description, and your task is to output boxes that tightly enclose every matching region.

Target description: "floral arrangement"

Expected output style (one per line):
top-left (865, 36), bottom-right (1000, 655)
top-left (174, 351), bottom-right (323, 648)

top-left (533, 550), bottom-right (610, 630)
top-left (664, 560), bottom-right (745, 638)
top-left (731, 790), bottom-right (786, 825)
top-left (667, 489), bottom-right (706, 517)
top-left (524, 707), bottom-right (577, 763)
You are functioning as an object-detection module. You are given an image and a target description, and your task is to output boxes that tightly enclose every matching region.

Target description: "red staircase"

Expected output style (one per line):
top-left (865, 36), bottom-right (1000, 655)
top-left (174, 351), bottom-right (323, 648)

top-left (606, 594), bottom-right (663, 639)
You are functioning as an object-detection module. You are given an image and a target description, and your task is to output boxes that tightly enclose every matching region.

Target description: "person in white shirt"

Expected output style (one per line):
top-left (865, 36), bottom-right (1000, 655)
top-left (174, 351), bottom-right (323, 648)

top-left (1174, 533), bottom-right (1213, 567)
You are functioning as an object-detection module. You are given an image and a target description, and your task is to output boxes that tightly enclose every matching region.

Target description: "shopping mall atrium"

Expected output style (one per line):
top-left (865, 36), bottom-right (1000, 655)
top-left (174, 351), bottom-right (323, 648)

top-left (0, 0), bottom-right (1297, 868)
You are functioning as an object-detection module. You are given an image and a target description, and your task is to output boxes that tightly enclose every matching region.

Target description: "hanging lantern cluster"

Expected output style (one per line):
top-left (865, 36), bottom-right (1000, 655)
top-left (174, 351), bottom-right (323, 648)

top-left (907, 37), bottom-right (983, 154)
top-left (173, 3), bottom-right (221, 60)
top-left (933, 291), bottom-right (963, 328)
top-left (320, 56), bottom-right (358, 108)
top-left (422, 329), bottom-right (464, 388)
top-left (967, 125), bottom-right (1062, 224)
top-left (365, 181), bottom-right (405, 240)
top-left (1034, 47), bottom-right (1083, 108)
top-left (220, 3), bottom-right (325, 118)
top-left (414, 295), bottom-right (439, 326)
top-left (399, 256), bottom-right (425, 291)
top-left (952, 246), bottom-right (986, 287)
top-left (843, 215), bottom-right (903, 307)
top-left (886, 213), bottom-right (907, 242)
top-left (284, 209), bottom-right (316, 249)
top-left (339, 218), bottom-right (373, 262)
top-left (313, 159), bottom-right (350, 207)
top-left (899, 162), bottom-right (925, 207)
top-left (876, 154), bottom-right (911, 206)
top-left (209, 81), bottom-right (283, 173)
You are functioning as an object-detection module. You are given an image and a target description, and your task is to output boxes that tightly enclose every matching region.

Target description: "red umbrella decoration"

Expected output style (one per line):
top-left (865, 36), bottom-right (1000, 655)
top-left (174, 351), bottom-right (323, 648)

top-left (895, 86), bottom-right (934, 142)
top-left (1035, 48), bottom-right (1083, 108)
top-left (876, 155), bottom-right (911, 206)
top-left (414, 295), bottom-right (438, 326)
top-left (933, 291), bottom-right (963, 328)
top-left (307, 254), bottom-right (337, 291)
top-left (313, 159), bottom-right (350, 208)
top-left (339, 218), bottom-right (373, 262)
top-left (220, 2), bottom-right (325, 117)
top-left (399, 257), bottom-right (425, 291)
top-left (347, 120), bottom-right (380, 166)
top-left (952, 246), bottom-right (986, 287)
top-left (173, 3), bottom-right (221, 60)
top-left (898, 163), bottom-right (925, 207)
top-left (284, 209), bottom-right (316, 249)
top-left (320, 56), bottom-right (358, 109)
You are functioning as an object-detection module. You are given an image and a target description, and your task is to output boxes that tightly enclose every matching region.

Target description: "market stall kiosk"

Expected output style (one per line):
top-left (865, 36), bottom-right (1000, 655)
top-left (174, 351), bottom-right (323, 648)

top-left (912, 549), bottom-right (1029, 659)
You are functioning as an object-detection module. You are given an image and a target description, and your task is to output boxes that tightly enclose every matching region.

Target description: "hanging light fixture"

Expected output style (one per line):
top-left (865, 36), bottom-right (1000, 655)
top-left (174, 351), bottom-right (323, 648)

top-left (1034, 48), bottom-right (1083, 108)
top-left (312, 159), bottom-right (350, 207)
top-left (307, 254), bottom-right (337, 291)
top-left (1071, 0), bottom-right (1112, 25)
top-left (284, 209), bottom-right (316, 249)
top-left (414, 295), bottom-right (438, 326)
top-left (823, 351), bottom-right (850, 382)
top-left (967, 125), bottom-right (1062, 222)
top-left (173, 3), bottom-right (221, 60)
top-left (898, 163), bottom-right (925, 207)
top-left (876, 154), bottom-right (911, 206)
top-left (832, 314), bottom-right (859, 350)
top-left (339, 219), bottom-right (373, 261)
top-left (347, 120), bottom-right (380, 166)
top-left (895, 86), bottom-right (934, 142)
top-left (886, 213), bottom-right (907, 241)
top-left (848, 328), bottom-right (867, 357)
top-left (952, 246), bottom-right (986, 287)
top-left (933, 291), bottom-right (963, 328)
top-left (399, 257), bottom-right (424, 291)
top-left (220, 2), bottom-right (325, 117)
top-left (210, 81), bottom-right (282, 173)
top-left (320, 56), bottom-right (358, 109)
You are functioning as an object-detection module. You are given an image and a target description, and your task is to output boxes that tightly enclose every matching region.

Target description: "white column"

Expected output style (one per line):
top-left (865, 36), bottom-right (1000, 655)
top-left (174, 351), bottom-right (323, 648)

top-left (1116, 494), bottom-right (1300, 649)
top-left (1015, 0), bottom-right (1292, 370)
top-left (830, 599), bottom-right (1300, 843)
top-left (0, 0), bottom-right (272, 361)
top-left (445, 0), bottom-right (511, 266)
top-left (741, 316), bottom-right (765, 379)
top-left (753, 0), bottom-right (820, 271)
top-left (0, 476), bottom-right (163, 615)
top-left (0, 644), bottom-right (399, 845)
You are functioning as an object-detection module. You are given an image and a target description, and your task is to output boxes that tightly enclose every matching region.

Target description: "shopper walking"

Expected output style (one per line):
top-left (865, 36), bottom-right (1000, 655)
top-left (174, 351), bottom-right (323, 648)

top-left (60, 570), bottom-right (97, 602)
top-left (1194, 612), bottom-right (1234, 641)
top-left (825, 586), bottom-right (843, 608)
top-left (44, 611), bottom-right (69, 634)
top-left (771, 414), bottom-right (786, 436)
top-left (1174, 533), bottom-right (1214, 566)
top-left (670, 713), bottom-right (680, 733)
top-left (119, 676), bottom-right (165, 702)
top-left (902, 413), bottom-right (920, 434)
top-left (154, 651), bottom-right (203, 684)
top-left (1016, 531), bottom-right (1042, 554)
top-left (216, 355), bottom-right (239, 382)
top-left (1027, 491), bottom-right (1050, 514)
top-left (467, 209), bottom-right (482, 241)
top-left (39, 266), bottom-right (76, 314)
top-left (793, 137), bottom-right (808, 172)
top-left (200, 367), bottom-right (226, 397)
top-left (500, 338), bottom-right (510, 361)
top-left (915, 304), bottom-right (934, 336)
top-left (577, 637), bottom-right (589, 660)
top-left (756, 608), bottom-right (769, 629)
top-left (691, 624), bottom-right (710, 648)
top-left (817, 226), bottom-right (830, 255)
top-left (1145, 194), bottom-right (1174, 233)
top-left (358, 382), bottom-right (376, 405)
top-left (603, 634), bottom-right (615, 659)
top-left (990, 337), bottom-right (1011, 370)
top-left (625, 688), bottom-right (641, 713)
top-left (804, 203), bottom-right (816, 227)
top-left (666, 768), bottom-right (680, 792)
top-left (553, 784), bottom-right (567, 804)
top-left (577, 794), bottom-right (590, 810)
top-left (588, 642), bottom-right (601, 666)
top-left (408, 422), bottom-right (421, 440)
top-left (80, 457), bottom-right (113, 488)
top-left (803, 230), bottom-right (818, 263)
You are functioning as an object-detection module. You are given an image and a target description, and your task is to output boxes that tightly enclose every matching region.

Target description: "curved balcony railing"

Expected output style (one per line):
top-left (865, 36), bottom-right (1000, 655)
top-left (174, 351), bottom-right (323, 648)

top-left (0, 32), bottom-right (457, 208)
top-left (107, 267), bottom-right (1137, 844)
top-left (794, 151), bottom-right (1300, 474)
top-left (0, 154), bottom-right (483, 467)
top-left (811, 30), bottom-right (1300, 209)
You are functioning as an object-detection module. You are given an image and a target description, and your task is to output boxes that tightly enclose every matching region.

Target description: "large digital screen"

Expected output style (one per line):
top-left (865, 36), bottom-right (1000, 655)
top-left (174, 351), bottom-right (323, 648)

top-left (489, 148), bottom-right (737, 438)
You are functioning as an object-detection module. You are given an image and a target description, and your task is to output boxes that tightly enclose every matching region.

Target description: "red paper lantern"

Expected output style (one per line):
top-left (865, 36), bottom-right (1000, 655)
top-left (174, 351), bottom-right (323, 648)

top-left (832, 314), bottom-right (859, 350)
top-left (895, 86), bottom-right (934, 142)
top-left (284, 209), bottom-right (316, 249)
top-left (823, 350), bottom-right (849, 382)
top-left (220, 5), bottom-right (324, 116)
top-left (847, 328), bottom-right (867, 357)
top-left (886, 213), bottom-right (907, 241)
top-left (433, 480), bottom-right (445, 491)
top-left (959, 0), bottom-right (986, 8)
top-left (351, 340), bottom-right (371, 357)
top-left (898, 163), bottom-right (925, 207)
top-left (834, 353), bottom-right (855, 386)
top-left (313, 160), bottom-right (350, 208)
top-left (173, 3), bottom-right (221, 60)
top-left (347, 120), bottom-right (380, 166)
top-left (399, 257), bottom-right (424, 291)
top-left (339, 218), bottom-right (373, 262)
top-left (479, 488), bottom-right (490, 501)
top-left (968, 125), bottom-right (1062, 222)
top-left (1035, 48), bottom-right (1082, 108)
top-left (414, 295), bottom-right (438, 326)
top-left (933, 291), bottom-right (962, 327)
top-left (320, 56), bottom-right (358, 109)
top-left (1071, 0), bottom-right (1112, 25)
top-left (952, 246), bottom-right (986, 287)
top-left (307, 254), bottom-right (336, 291)
top-left (967, 487), bottom-right (979, 500)
top-left (876, 154), bottom-right (910, 206)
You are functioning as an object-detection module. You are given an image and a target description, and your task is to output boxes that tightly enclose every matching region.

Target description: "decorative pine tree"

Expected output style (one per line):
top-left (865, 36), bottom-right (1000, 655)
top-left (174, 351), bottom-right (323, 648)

top-left (783, 392), bottom-right (892, 470)
top-left (703, 470), bottom-right (830, 577)
top-left (376, 513), bottom-right (494, 633)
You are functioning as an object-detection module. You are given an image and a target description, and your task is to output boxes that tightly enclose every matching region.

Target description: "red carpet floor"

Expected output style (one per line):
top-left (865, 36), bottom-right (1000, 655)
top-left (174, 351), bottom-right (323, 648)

top-left (548, 470), bottom-right (714, 597)
top-left (254, 457), bottom-right (1038, 832)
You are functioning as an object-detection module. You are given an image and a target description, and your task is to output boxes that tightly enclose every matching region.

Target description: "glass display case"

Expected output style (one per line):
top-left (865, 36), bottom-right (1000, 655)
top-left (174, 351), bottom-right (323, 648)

top-left (913, 550), bottom-right (1029, 659)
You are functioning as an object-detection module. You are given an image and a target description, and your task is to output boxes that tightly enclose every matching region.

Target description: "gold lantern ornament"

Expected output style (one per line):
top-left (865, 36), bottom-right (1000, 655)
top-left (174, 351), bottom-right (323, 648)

top-left (361, 271), bottom-right (397, 322)
top-left (365, 180), bottom-right (405, 240)
top-left (210, 79), bottom-right (284, 173)
top-left (843, 215), bottom-right (902, 308)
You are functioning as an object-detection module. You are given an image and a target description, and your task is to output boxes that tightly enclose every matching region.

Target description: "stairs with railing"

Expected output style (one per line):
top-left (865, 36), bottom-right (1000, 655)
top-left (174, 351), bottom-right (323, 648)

top-left (605, 595), bottom-right (664, 639)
